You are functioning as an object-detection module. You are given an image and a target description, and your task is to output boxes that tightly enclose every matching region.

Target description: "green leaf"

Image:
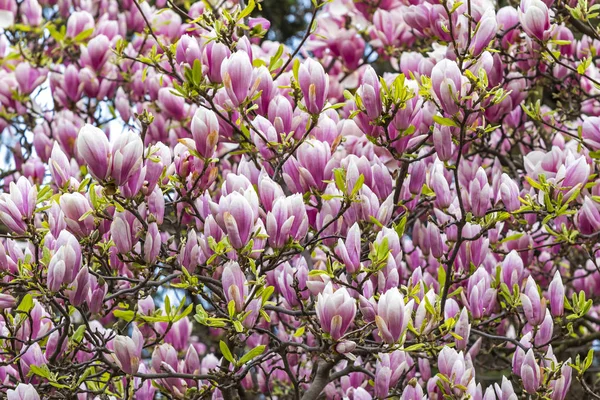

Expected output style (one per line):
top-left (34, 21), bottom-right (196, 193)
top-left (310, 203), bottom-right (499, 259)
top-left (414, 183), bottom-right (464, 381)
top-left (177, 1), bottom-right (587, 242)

top-left (369, 215), bottom-right (384, 228)
top-left (294, 326), bottom-right (306, 337)
top-left (36, 185), bottom-right (52, 204)
top-left (404, 343), bottom-right (425, 352)
top-left (29, 364), bottom-right (51, 378)
top-left (228, 300), bottom-right (236, 318)
top-left (113, 309), bottom-right (135, 322)
top-left (292, 58), bottom-right (300, 82)
top-left (238, 345), bottom-right (265, 366)
top-left (17, 294), bottom-right (34, 313)
top-left (433, 115), bottom-right (458, 127)
top-left (78, 209), bottom-right (94, 221)
top-left (89, 183), bottom-right (98, 208)
top-left (164, 295), bottom-right (171, 316)
top-left (438, 265), bottom-right (446, 289)
top-left (449, 1), bottom-right (463, 13)
top-left (192, 59), bottom-right (203, 84)
top-left (308, 269), bottom-right (329, 276)
top-left (238, 0), bottom-right (255, 20)
top-left (394, 213), bottom-right (408, 237)
top-left (74, 28), bottom-right (94, 42)
top-left (220, 340), bottom-right (235, 364)
top-left (350, 174), bottom-right (365, 197)
top-left (269, 44), bottom-right (284, 71)
top-left (261, 286), bottom-right (274, 304)
top-left (525, 176), bottom-right (543, 190)
top-left (233, 320), bottom-right (244, 333)
top-left (333, 168), bottom-right (346, 193)
top-left (584, 348), bottom-right (594, 371)
top-left (72, 325), bottom-right (86, 343)
top-left (173, 303), bottom-right (194, 322)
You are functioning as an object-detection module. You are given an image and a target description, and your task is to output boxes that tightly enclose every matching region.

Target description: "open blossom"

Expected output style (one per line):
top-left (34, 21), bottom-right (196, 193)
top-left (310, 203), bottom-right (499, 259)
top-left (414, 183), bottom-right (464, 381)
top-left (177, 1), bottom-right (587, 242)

top-left (113, 326), bottom-right (143, 375)
top-left (375, 288), bottom-right (413, 344)
top-left (110, 130), bottom-right (144, 187)
top-left (0, 176), bottom-right (37, 234)
top-left (431, 60), bottom-right (463, 115)
top-left (7, 384), bottom-right (40, 400)
top-left (521, 276), bottom-right (547, 326)
top-left (316, 284), bottom-right (356, 341)
top-left (519, 0), bottom-right (551, 41)
top-left (266, 194), bottom-right (309, 248)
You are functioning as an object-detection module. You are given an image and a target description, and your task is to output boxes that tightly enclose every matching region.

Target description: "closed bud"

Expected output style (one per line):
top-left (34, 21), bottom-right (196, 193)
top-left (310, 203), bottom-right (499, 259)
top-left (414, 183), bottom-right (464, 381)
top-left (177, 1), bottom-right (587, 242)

top-left (335, 222), bottom-right (361, 274)
top-left (545, 271), bottom-right (564, 317)
top-left (433, 125), bottom-right (454, 161)
top-left (266, 195), bottom-right (309, 248)
top-left (81, 35), bottom-right (111, 71)
top-left (268, 95), bottom-right (293, 134)
top-left (67, 267), bottom-right (90, 306)
top-left (454, 308), bottom-right (471, 350)
top-left (0, 293), bottom-right (16, 309)
top-left (110, 211), bottom-right (135, 254)
top-left (534, 309), bottom-right (553, 347)
top-left (258, 174), bottom-right (284, 213)
top-left (191, 107), bottom-right (219, 159)
top-left (176, 35), bottom-right (201, 65)
top-left (469, 167), bottom-right (491, 217)
top-left (21, 0), bottom-right (41, 26)
top-left (47, 250), bottom-right (68, 292)
top-left (500, 173), bottom-right (521, 211)
top-left (222, 261), bottom-right (248, 313)
top-left (216, 191), bottom-right (257, 249)
top-left (15, 63), bottom-right (47, 95)
top-left (144, 222), bottom-right (161, 264)
top-left (358, 66), bottom-right (382, 119)
top-left (520, 349), bottom-right (541, 394)
top-left (298, 59), bottom-right (329, 114)
top-left (158, 87), bottom-right (186, 120)
top-left (576, 197), bottom-right (600, 235)
top-left (501, 250), bottom-right (524, 292)
top-left (470, 9), bottom-right (497, 56)
top-left (431, 170), bottom-right (452, 209)
top-left (77, 124), bottom-right (111, 182)
top-left (408, 160), bottom-right (426, 195)
top-left (520, 276), bottom-right (547, 326)
top-left (49, 143), bottom-right (72, 188)
top-left (335, 340), bottom-right (356, 354)
top-left (111, 130), bottom-right (144, 187)
top-left (221, 51), bottom-right (254, 106)
top-left (203, 41), bottom-right (230, 83)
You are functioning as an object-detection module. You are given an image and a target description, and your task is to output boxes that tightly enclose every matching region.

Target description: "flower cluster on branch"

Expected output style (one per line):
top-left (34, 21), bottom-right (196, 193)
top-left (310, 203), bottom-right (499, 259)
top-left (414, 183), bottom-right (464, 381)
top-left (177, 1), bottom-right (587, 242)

top-left (0, 0), bottom-right (599, 398)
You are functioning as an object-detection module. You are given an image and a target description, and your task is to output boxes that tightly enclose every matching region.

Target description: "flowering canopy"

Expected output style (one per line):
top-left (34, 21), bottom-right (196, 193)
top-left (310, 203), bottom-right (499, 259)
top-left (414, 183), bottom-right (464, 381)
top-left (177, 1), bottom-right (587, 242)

top-left (0, 0), bottom-right (599, 398)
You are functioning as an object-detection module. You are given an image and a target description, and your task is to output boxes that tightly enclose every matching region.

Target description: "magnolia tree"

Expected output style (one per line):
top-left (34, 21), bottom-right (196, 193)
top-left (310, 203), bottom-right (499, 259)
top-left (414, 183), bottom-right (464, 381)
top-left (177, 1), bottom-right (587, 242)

top-left (1, 0), bottom-right (600, 398)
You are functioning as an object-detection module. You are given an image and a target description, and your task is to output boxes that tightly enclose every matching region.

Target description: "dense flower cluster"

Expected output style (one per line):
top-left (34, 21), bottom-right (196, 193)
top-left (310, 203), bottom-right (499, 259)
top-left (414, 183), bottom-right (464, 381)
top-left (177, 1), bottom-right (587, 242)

top-left (0, 0), bottom-right (599, 398)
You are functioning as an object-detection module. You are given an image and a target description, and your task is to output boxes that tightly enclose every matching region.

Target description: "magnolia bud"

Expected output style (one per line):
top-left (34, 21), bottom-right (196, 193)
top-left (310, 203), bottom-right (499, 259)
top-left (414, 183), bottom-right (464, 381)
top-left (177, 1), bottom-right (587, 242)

top-left (316, 284), bottom-right (356, 341)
